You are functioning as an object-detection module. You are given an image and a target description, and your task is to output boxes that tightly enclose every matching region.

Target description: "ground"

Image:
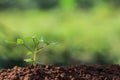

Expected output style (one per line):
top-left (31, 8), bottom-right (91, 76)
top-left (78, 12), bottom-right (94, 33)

top-left (0, 64), bottom-right (120, 80)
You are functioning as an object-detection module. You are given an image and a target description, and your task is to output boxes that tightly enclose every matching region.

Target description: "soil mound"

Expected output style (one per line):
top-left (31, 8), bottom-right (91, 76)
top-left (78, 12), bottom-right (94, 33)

top-left (0, 64), bottom-right (120, 80)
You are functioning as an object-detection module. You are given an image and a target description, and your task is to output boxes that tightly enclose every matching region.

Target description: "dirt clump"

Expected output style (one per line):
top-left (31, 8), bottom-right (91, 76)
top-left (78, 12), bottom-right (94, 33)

top-left (0, 64), bottom-right (120, 80)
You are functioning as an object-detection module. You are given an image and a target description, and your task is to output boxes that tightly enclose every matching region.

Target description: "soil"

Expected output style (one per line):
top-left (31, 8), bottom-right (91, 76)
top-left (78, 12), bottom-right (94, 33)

top-left (0, 64), bottom-right (120, 80)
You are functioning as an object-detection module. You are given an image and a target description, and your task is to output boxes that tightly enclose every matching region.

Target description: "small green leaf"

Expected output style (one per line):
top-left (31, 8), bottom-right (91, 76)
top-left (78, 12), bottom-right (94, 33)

top-left (44, 41), bottom-right (50, 45)
top-left (39, 37), bottom-right (44, 43)
top-left (24, 59), bottom-right (34, 63)
top-left (46, 42), bottom-right (57, 45)
top-left (32, 35), bottom-right (36, 39)
top-left (5, 40), bottom-right (16, 44)
top-left (17, 39), bottom-right (24, 45)
top-left (49, 42), bottom-right (57, 45)
top-left (36, 61), bottom-right (45, 65)
top-left (27, 51), bottom-right (33, 55)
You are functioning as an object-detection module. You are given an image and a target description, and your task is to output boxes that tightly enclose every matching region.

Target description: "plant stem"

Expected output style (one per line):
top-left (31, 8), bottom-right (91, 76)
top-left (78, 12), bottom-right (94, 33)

top-left (33, 50), bottom-right (37, 65)
top-left (23, 44), bottom-right (33, 52)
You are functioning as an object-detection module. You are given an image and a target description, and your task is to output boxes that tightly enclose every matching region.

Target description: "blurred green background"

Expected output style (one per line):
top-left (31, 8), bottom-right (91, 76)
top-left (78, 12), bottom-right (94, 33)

top-left (0, 0), bottom-right (120, 68)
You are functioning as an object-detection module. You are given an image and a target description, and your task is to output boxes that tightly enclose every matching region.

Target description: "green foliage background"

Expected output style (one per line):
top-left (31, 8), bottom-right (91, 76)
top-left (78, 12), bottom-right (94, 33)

top-left (0, 0), bottom-right (120, 68)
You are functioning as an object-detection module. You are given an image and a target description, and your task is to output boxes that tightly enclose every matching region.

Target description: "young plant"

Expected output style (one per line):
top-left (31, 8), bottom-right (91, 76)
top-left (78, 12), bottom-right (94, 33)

top-left (16, 36), bottom-right (57, 65)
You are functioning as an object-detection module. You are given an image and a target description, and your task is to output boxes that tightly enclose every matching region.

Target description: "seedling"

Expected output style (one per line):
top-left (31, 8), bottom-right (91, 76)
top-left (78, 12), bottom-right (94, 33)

top-left (8, 36), bottom-right (57, 65)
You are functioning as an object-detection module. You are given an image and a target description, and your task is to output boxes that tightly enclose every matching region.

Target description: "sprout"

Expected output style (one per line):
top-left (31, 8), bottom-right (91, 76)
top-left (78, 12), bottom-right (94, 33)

top-left (7, 35), bottom-right (57, 65)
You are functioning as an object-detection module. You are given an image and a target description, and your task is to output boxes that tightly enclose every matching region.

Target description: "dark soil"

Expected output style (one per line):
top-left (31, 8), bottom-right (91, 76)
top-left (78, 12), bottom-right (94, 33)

top-left (0, 64), bottom-right (120, 80)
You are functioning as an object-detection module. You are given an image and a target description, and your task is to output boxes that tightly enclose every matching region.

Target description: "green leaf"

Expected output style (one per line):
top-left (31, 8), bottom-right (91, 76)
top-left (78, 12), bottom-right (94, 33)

top-left (5, 40), bottom-right (16, 44)
top-left (32, 35), bottom-right (36, 39)
top-left (24, 59), bottom-right (34, 63)
top-left (27, 51), bottom-right (33, 55)
top-left (17, 39), bottom-right (24, 45)
top-left (49, 42), bottom-right (57, 45)
top-left (39, 37), bottom-right (44, 43)
top-left (36, 61), bottom-right (45, 65)
top-left (46, 42), bottom-right (57, 45)
top-left (44, 41), bottom-right (50, 45)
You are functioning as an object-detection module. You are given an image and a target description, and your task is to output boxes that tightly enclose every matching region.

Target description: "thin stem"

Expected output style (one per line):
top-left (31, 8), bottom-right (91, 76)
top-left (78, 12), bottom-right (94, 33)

top-left (23, 44), bottom-right (33, 52)
top-left (32, 38), bottom-right (37, 49)
top-left (33, 50), bottom-right (37, 65)
top-left (37, 46), bottom-right (44, 50)
top-left (36, 45), bottom-right (47, 53)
